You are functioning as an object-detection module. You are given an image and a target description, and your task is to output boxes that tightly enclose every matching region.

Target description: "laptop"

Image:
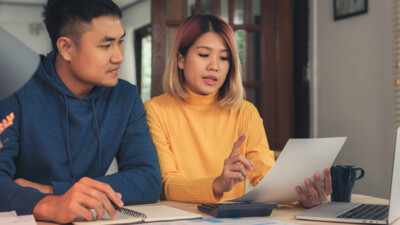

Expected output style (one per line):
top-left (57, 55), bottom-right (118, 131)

top-left (294, 127), bottom-right (400, 224)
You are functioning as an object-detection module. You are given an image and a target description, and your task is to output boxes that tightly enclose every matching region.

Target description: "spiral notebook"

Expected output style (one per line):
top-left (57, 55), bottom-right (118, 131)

top-left (73, 205), bottom-right (202, 225)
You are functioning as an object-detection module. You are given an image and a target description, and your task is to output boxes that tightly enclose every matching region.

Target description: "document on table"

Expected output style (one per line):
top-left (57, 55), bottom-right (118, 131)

top-left (229, 137), bottom-right (346, 204)
top-left (0, 211), bottom-right (17, 217)
top-left (144, 217), bottom-right (300, 225)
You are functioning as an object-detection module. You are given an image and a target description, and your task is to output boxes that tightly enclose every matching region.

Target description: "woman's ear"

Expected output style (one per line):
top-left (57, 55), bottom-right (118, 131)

top-left (56, 37), bottom-right (73, 62)
top-left (177, 53), bottom-right (185, 70)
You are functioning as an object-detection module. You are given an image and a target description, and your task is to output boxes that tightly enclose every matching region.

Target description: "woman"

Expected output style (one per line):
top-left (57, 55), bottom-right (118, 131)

top-left (144, 15), bottom-right (331, 208)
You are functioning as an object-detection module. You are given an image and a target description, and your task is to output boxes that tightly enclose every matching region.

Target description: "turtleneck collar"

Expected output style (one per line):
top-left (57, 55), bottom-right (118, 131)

top-left (183, 88), bottom-right (219, 106)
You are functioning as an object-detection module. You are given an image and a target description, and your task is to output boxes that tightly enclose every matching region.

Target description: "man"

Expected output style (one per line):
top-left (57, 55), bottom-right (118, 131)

top-left (0, 0), bottom-right (162, 223)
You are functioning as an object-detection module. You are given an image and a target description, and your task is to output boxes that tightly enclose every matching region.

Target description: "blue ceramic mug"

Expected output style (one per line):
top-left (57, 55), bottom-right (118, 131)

top-left (330, 165), bottom-right (365, 202)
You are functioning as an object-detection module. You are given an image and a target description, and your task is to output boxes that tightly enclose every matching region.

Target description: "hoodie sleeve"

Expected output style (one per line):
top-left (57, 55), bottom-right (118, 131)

top-left (0, 95), bottom-right (49, 215)
top-left (96, 88), bottom-right (162, 204)
top-left (51, 181), bottom-right (73, 195)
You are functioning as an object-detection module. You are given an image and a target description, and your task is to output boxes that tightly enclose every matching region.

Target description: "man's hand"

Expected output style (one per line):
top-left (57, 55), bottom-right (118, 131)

top-left (212, 133), bottom-right (253, 196)
top-left (14, 178), bottom-right (54, 194)
top-left (32, 177), bottom-right (123, 224)
top-left (296, 167), bottom-right (332, 208)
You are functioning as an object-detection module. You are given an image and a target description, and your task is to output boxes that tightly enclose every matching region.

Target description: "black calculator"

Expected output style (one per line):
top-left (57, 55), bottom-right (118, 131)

top-left (197, 202), bottom-right (277, 218)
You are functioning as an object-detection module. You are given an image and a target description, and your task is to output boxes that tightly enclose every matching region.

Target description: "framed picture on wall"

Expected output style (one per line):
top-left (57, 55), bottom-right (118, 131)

top-left (334, 0), bottom-right (368, 20)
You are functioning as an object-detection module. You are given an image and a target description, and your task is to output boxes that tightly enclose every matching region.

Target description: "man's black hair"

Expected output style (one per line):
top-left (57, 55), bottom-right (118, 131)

top-left (43, 0), bottom-right (122, 52)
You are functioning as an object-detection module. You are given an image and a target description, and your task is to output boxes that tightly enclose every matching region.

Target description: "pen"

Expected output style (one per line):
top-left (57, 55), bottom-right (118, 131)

top-left (109, 199), bottom-right (146, 218)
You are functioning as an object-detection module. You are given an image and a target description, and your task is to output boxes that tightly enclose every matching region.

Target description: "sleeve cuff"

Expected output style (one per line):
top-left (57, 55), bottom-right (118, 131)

top-left (165, 176), bottom-right (224, 203)
top-left (51, 181), bottom-right (74, 195)
top-left (17, 191), bottom-right (48, 215)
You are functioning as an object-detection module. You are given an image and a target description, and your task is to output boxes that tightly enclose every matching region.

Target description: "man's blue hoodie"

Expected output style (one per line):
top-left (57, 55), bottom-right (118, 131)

top-left (0, 51), bottom-right (162, 215)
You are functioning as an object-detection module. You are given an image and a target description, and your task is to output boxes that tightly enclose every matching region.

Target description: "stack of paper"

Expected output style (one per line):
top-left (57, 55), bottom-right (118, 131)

top-left (0, 211), bottom-right (37, 225)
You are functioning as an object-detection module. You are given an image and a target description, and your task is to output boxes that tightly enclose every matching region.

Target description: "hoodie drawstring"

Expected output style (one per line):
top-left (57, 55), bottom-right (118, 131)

top-left (91, 99), bottom-right (103, 176)
top-left (64, 95), bottom-right (76, 183)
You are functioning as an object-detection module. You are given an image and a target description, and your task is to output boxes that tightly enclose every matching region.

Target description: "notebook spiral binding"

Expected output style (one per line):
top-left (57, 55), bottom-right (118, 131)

top-left (116, 207), bottom-right (147, 218)
top-left (111, 200), bottom-right (147, 219)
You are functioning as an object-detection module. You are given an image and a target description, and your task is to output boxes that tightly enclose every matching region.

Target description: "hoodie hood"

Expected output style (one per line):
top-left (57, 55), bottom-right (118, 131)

top-left (36, 51), bottom-right (105, 99)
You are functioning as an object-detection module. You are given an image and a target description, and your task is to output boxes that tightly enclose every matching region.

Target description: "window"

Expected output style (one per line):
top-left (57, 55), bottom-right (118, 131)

top-left (134, 25), bottom-right (152, 102)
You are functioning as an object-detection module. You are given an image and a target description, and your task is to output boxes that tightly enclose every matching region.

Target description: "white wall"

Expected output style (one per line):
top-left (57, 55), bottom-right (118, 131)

top-left (0, 4), bottom-right (51, 54)
top-left (309, 0), bottom-right (395, 198)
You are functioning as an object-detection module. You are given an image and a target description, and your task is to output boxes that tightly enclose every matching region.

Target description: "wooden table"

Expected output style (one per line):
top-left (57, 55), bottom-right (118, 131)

top-left (37, 194), bottom-right (398, 225)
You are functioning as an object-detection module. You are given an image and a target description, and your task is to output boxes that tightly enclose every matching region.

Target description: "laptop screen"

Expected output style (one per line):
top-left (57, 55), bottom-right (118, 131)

top-left (388, 127), bottom-right (400, 224)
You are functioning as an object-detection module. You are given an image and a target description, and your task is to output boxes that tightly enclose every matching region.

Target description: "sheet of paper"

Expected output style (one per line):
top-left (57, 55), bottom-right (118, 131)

top-left (0, 215), bottom-right (37, 225)
top-left (0, 211), bottom-right (17, 217)
top-left (145, 217), bottom-right (299, 225)
top-left (229, 137), bottom-right (346, 204)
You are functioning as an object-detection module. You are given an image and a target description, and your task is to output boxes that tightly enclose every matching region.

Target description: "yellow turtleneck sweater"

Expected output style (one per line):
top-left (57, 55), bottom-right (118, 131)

top-left (144, 90), bottom-right (275, 203)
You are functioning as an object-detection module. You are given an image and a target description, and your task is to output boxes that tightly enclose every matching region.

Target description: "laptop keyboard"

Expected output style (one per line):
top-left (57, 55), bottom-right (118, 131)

top-left (337, 204), bottom-right (389, 221)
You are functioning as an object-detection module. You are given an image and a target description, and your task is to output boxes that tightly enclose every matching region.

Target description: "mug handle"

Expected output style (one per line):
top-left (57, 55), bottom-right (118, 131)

top-left (354, 167), bottom-right (365, 180)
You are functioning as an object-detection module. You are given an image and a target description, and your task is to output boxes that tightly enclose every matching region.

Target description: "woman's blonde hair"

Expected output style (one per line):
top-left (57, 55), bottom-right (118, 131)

top-left (163, 15), bottom-right (244, 109)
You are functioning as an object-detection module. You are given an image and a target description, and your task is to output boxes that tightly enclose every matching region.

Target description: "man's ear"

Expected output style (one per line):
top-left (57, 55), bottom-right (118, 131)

top-left (177, 53), bottom-right (185, 70)
top-left (56, 37), bottom-right (74, 62)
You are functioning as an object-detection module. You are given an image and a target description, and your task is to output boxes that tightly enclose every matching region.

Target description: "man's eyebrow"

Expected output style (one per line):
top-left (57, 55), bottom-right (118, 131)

top-left (102, 31), bottom-right (126, 42)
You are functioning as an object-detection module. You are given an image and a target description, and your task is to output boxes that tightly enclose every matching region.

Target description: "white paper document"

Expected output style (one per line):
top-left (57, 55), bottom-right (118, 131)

top-left (0, 211), bottom-right (17, 218)
top-left (229, 137), bottom-right (346, 204)
top-left (0, 215), bottom-right (37, 225)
